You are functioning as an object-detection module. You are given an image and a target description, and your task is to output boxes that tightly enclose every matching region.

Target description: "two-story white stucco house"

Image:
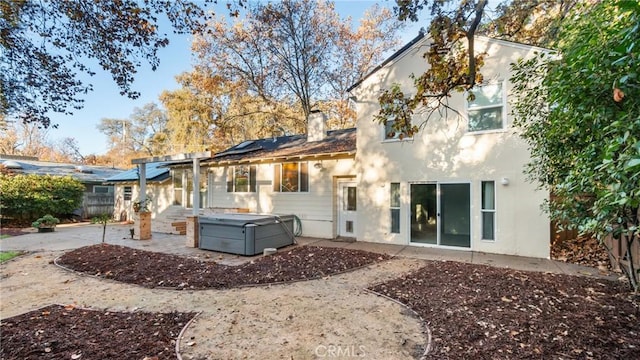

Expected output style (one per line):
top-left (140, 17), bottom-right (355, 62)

top-left (348, 32), bottom-right (549, 258)
top-left (115, 32), bottom-right (550, 258)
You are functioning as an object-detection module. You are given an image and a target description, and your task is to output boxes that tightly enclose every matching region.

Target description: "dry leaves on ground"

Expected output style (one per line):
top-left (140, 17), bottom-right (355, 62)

top-left (55, 243), bottom-right (391, 289)
top-left (0, 304), bottom-right (194, 360)
top-left (369, 261), bottom-right (640, 359)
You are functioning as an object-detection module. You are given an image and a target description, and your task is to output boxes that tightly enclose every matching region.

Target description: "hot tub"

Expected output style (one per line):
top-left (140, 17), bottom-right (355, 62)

top-left (198, 214), bottom-right (295, 255)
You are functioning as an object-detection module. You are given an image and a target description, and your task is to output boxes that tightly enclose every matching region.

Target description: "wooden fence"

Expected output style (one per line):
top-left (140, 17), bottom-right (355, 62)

top-left (82, 193), bottom-right (115, 219)
top-left (550, 221), bottom-right (579, 243)
top-left (552, 221), bottom-right (639, 271)
top-left (604, 234), bottom-right (640, 272)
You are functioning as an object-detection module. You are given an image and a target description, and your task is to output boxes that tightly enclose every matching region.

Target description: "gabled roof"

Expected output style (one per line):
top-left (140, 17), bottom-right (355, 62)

top-left (203, 128), bottom-right (356, 165)
top-left (0, 156), bottom-right (125, 184)
top-left (347, 30), bottom-right (552, 93)
top-left (105, 162), bottom-right (170, 183)
top-left (346, 29), bottom-right (427, 93)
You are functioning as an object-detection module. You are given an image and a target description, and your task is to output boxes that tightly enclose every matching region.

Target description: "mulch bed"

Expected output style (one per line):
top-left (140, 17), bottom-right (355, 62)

top-left (55, 243), bottom-right (391, 289)
top-left (0, 304), bottom-right (195, 360)
top-left (369, 261), bottom-right (640, 359)
top-left (0, 227), bottom-right (28, 237)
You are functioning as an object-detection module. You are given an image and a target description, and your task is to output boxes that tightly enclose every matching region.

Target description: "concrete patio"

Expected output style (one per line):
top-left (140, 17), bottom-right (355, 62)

top-left (0, 222), bottom-right (615, 278)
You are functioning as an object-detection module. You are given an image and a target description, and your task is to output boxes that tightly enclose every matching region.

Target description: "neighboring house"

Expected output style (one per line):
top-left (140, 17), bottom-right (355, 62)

top-left (104, 162), bottom-right (172, 222)
top-left (348, 33), bottom-right (550, 258)
top-left (0, 155), bottom-right (124, 218)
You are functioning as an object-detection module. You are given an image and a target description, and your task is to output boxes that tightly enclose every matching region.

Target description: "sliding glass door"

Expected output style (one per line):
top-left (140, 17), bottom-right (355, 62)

top-left (410, 183), bottom-right (470, 248)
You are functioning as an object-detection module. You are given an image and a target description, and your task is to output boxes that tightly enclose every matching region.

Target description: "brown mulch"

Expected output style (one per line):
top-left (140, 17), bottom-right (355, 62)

top-left (369, 261), bottom-right (640, 359)
top-left (0, 227), bottom-right (28, 237)
top-left (5, 244), bottom-right (639, 359)
top-left (0, 304), bottom-right (195, 360)
top-left (55, 243), bottom-right (391, 289)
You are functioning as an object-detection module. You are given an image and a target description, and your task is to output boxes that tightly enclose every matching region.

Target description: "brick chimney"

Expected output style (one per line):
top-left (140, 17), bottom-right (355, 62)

top-left (307, 110), bottom-right (326, 142)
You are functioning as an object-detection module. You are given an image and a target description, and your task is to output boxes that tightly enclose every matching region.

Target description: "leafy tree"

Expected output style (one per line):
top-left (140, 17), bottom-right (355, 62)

top-left (0, 122), bottom-right (51, 158)
top-left (511, 1), bottom-right (639, 291)
top-left (159, 73), bottom-right (220, 153)
top-left (161, 70), bottom-right (305, 153)
top-left (52, 138), bottom-right (85, 163)
top-left (0, 0), bottom-right (242, 128)
top-left (192, 0), bottom-right (403, 129)
top-left (97, 102), bottom-right (168, 165)
top-left (377, 0), bottom-right (579, 137)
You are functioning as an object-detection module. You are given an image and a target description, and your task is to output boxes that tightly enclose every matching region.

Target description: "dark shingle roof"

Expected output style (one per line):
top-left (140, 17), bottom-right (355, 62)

top-left (206, 128), bottom-right (356, 164)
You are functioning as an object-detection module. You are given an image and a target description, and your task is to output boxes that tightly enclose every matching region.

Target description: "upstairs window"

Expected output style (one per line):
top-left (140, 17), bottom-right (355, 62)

top-left (273, 162), bottom-right (308, 192)
top-left (227, 165), bottom-right (257, 193)
top-left (384, 120), bottom-right (410, 140)
top-left (467, 82), bottom-right (505, 132)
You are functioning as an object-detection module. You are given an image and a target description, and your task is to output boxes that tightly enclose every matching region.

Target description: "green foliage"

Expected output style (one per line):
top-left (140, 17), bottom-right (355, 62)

top-left (31, 214), bottom-right (60, 228)
top-left (512, 1), bottom-right (639, 290)
top-left (0, 174), bottom-right (84, 221)
top-left (0, 251), bottom-right (22, 263)
top-left (92, 213), bottom-right (112, 243)
top-left (1, 0), bottom-right (243, 128)
top-left (132, 198), bottom-right (152, 213)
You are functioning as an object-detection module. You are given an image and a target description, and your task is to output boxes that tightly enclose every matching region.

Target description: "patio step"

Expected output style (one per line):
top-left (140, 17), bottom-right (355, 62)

top-left (171, 221), bottom-right (187, 235)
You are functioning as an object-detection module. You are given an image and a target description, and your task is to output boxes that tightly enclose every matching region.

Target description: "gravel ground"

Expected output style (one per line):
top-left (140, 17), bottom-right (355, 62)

top-left (0, 247), bottom-right (427, 359)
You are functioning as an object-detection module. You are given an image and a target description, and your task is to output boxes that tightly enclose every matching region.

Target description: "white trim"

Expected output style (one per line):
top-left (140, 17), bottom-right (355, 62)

top-left (475, 35), bottom-right (552, 54)
top-left (464, 80), bottom-right (507, 133)
top-left (407, 181), bottom-right (473, 249)
top-left (337, 180), bottom-right (358, 237)
top-left (381, 119), bottom-right (414, 142)
top-left (480, 180), bottom-right (497, 242)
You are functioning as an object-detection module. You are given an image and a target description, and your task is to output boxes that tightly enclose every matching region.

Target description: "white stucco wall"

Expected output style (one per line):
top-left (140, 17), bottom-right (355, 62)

top-left (113, 180), bottom-right (173, 221)
top-left (206, 158), bottom-right (356, 239)
top-left (351, 36), bottom-right (549, 258)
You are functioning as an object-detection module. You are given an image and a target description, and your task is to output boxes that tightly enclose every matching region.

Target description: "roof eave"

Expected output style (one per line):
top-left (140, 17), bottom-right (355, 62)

top-left (346, 29), bottom-right (426, 93)
top-left (203, 150), bottom-right (356, 167)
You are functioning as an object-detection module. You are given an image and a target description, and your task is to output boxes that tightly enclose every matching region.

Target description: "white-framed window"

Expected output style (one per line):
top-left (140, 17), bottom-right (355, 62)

top-left (384, 120), bottom-right (400, 140)
top-left (226, 165), bottom-right (257, 193)
top-left (390, 182), bottom-right (400, 233)
top-left (467, 82), bottom-right (505, 132)
top-left (273, 162), bottom-right (308, 192)
top-left (172, 169), bottom-right (208, 207)
top-left (481, 181), bottom-right (496, 240)
top-left (172, 169), bottom-right (183, 205)
top-left (123, 186), bottom-right (132, 201)
top-left (93, 186), bottom-right (112, 194)
top-left (383, 119), bottom-right (414, 141)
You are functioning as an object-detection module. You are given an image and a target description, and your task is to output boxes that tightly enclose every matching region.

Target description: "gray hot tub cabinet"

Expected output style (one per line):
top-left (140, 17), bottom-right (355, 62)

top-left (198, 214), bottom-right (295, 255)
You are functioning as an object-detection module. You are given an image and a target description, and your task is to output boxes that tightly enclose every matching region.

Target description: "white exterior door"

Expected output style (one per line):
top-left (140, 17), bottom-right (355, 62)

top-left (338, 181), bottom-right (357, 237)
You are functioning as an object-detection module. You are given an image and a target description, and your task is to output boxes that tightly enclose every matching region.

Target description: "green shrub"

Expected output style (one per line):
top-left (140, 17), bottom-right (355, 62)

top-left (0, 174), bottom-right (84, 221)
top-left (31, 214), bottom-right (60, 228)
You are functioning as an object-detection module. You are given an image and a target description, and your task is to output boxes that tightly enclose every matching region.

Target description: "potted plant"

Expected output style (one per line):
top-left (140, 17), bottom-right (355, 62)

top-left (32, 214), bottom-right (60, 233)
top-left (132, 198), bottom-right (152, 213)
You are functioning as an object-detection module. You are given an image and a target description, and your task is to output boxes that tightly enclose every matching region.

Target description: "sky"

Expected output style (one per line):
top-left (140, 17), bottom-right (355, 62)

top-left (45, 1), bottom-right (423, 156)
